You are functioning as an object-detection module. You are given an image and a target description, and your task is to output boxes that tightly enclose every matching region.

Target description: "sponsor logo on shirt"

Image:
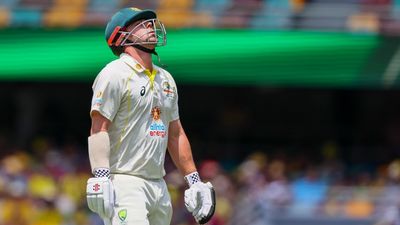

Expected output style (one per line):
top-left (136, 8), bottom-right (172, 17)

top-left (140, 86), bottom-right (146, 96)
top-left (149, 106), bottom-right (166, 138)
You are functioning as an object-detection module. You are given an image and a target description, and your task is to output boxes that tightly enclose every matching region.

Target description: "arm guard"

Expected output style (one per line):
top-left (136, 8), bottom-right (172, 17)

top-left (88, 131), bottom-right (111, 174)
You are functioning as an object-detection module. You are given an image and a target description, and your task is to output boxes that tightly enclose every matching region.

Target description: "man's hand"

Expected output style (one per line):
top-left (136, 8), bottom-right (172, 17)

top-left (184, 182), bottom-right (216, 224)
top-left (86, 176), bottom-right (115, 219)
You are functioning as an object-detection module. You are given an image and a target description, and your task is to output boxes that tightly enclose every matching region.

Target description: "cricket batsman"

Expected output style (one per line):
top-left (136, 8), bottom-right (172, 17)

top-left (85, 7), bottom-right (216, 225)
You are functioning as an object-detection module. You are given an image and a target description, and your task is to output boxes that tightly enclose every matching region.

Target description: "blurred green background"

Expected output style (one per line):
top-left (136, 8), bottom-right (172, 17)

top-left (0, 29), bottom-right (390, 87)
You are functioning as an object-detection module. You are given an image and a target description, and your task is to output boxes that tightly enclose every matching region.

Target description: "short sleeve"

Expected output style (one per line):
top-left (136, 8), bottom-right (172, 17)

top-left (90, 66), bottom-right (124, 121)
top-left (166, 72), bottom-right (179, 122)
top-left (169, 86), bottom-right (179, 122)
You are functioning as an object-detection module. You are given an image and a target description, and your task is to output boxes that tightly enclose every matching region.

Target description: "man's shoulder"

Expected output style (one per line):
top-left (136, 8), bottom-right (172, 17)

top-left (93, 58), bottom-right (135, 86)
top-left (99, 58), bottom-right (135, 78)
top-left (155, 65), bottom-right (174, 79)
top-left (104, 57), bottom-right (130, 72)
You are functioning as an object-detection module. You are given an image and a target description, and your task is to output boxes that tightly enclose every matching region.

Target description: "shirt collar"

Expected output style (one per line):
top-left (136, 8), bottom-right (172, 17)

top-left (120, 53), bottom-right (151, 73)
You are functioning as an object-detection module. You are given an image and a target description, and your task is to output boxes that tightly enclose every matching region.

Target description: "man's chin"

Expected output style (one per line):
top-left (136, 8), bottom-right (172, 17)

top-left (143, 44), bottom-right (156, 49)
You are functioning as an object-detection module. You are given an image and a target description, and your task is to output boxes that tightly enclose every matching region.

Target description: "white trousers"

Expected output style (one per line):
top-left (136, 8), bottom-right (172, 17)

top-left (108, 174), bottom-right (172, 225)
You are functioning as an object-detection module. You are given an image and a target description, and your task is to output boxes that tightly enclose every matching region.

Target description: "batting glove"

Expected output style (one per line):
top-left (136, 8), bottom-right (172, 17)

top-left (184, 172), bottom-right (216, 224)
top-left (86, 168), bottom-right (115, 219)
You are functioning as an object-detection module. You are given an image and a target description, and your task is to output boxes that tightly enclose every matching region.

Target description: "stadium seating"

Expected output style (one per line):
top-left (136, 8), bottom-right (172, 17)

top-left (0, 7), bottom-right (10, 27)
top-left (11, 9), bottom-right (42, 27)
top-left (0, 0), bottom-right (397, 34)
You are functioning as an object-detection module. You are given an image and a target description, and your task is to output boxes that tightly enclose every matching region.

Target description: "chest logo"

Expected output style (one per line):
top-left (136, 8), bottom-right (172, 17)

top-left (118, 209), bottom-right (127, 222)
top-left (151, 106), bottom-right (161, 121)
top-left (149, 106), bottom-right (166, 138)
top-left (140, 86), bottom-right (146, 96)
top-left (162, 81), bottom-right (175, 99)
top-left (93, 91), bottom-right (103, 107)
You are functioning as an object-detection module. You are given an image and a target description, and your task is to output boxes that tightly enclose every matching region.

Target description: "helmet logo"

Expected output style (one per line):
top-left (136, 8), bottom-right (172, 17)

top-left (130, 7), bottom-right (142, 11)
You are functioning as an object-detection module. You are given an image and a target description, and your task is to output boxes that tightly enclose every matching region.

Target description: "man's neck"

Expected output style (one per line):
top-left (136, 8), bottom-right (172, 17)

top-left (125, 46), bottom-right (153, 71)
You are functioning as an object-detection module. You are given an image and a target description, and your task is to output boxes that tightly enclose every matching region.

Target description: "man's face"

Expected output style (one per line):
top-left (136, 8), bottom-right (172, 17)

top-left (126, 19), bottom-right (157, 47)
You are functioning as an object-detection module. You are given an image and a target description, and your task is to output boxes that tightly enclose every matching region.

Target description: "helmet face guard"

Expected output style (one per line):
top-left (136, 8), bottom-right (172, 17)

top-left (108, 18), bottom-right (166, 48)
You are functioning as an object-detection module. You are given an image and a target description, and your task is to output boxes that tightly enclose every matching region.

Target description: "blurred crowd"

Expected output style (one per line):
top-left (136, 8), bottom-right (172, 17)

top-left (1, 0), bottom-right (400, 35)
top-left (2, 135), bottom-right (400, 225)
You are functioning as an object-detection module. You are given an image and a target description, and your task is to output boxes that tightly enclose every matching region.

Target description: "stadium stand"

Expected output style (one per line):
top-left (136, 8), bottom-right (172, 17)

top-left (0, 0), bottom-right (399, 34)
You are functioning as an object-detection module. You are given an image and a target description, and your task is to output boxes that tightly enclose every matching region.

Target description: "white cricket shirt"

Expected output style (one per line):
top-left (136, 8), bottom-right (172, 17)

top-left (91, 53), bottom-right (179, 179)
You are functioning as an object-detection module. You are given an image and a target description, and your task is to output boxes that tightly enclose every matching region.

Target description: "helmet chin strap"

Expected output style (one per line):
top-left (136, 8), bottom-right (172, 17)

top-left (133, 44), bottom-right (156, 55)
top-left (133, 45), bottom-right (166, 68)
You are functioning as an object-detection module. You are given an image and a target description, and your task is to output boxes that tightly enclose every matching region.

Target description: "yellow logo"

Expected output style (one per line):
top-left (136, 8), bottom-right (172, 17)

top-left (96, 91), bottom-right (103, 98)
top-left (130, 7), bottom-right (142, 11)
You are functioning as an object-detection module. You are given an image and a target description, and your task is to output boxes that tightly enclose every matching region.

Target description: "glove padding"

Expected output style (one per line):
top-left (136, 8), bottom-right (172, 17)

top-left (86, 177), bottom-right (115, 219)
top-left (184, 182), bottom-right (216, 224)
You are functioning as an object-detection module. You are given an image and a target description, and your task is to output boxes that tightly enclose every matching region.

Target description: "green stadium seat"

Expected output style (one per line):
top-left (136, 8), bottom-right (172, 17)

top-left (194, 0), bottom-right (229, 15)
top-left (250, 0), bottom-right (292, 29)
top-left (120, 0), bottom-right (158, 11)
top-left (88, 0), bottom-right (120, 11)
top-left (11, 9), bottom-right (42, 27)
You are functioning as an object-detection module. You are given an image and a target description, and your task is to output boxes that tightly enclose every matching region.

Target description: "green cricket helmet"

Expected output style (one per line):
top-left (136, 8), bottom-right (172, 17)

top-left (105, 8), bottom-right (167, 56)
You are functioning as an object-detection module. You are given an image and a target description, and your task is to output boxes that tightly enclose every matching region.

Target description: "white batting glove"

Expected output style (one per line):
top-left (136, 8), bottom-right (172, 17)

top-left (184, 172), bottom-right (216, 224)
top-left (86, 168), bottom-right (115, 219)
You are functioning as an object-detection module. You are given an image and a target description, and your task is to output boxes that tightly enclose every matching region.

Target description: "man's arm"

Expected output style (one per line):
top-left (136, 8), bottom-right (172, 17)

top-left (88, 111), bottom-right (112, 174)
top-left (86, 111), bottom-right (114, 220)
top-left (167, 119), bottom-right (216, 224)
top-left (167, 119), bottom-right (197, 175)
top-left (91, 111), bottom-right (111, 134)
